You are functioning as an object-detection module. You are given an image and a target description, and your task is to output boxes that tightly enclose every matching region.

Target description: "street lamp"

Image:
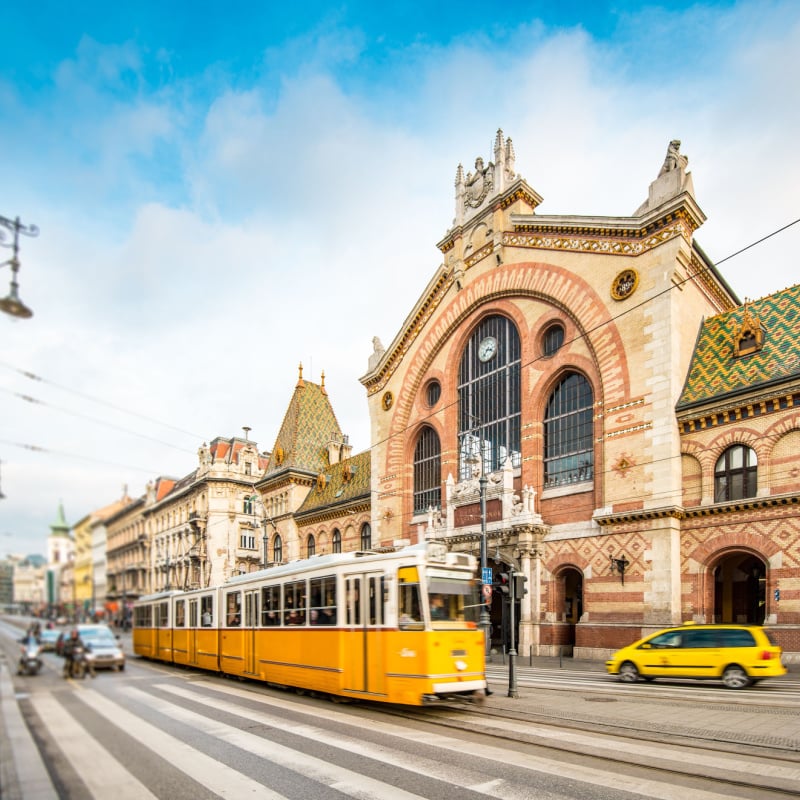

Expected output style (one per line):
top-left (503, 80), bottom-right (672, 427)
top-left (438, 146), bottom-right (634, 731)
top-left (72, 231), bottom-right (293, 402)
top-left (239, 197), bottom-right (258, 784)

top-left (465, 431), bottom-right (491, 657)
top-left (0, 215), bottom-right (38, 319)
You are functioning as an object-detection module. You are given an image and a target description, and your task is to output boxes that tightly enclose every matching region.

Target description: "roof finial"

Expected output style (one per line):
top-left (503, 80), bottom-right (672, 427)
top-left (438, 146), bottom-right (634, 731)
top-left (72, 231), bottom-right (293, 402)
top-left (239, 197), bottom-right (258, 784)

top-left (320, 370), bottom-right (327, 394)
top-left (297, 362), bottom-right (305, 388)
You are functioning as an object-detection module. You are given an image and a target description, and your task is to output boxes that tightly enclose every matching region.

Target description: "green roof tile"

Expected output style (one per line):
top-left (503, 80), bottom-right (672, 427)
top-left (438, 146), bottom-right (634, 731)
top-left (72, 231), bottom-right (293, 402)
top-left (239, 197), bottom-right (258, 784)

top-left (678, 284), bottom-right (800, 408)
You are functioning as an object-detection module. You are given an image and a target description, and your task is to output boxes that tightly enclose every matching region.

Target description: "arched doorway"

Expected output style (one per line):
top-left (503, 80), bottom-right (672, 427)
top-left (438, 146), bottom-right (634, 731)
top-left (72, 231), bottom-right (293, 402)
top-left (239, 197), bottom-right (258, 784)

top-left (711, 552), bottom-right (767, 624)
top-left (554, 566), bottom-right (583, 656)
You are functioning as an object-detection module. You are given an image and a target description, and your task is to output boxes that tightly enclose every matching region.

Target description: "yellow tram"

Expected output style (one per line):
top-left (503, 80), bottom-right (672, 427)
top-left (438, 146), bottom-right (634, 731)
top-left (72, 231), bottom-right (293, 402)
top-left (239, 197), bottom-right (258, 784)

top-left (133, 542), bottom-right (487, 706)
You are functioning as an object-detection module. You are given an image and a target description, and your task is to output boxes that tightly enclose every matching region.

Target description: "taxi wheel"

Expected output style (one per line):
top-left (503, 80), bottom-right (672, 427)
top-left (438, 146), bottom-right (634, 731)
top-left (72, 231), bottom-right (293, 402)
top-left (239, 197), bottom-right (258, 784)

top-left (722, 665), bottom-right (751, 689)
top-left (618, 661), bottom-right (640, 683)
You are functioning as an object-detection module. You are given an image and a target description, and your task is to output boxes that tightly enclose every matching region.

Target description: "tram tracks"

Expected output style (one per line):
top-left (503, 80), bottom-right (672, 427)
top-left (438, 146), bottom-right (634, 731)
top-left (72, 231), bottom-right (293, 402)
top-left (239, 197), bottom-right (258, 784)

top-left (377, 695), bottom-right (800, 799)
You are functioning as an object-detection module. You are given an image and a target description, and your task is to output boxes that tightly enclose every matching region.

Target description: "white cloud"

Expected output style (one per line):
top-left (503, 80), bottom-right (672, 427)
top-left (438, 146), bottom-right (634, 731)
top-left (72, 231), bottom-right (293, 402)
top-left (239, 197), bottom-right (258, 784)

top-left (3, 1), bottom-right (799, 558)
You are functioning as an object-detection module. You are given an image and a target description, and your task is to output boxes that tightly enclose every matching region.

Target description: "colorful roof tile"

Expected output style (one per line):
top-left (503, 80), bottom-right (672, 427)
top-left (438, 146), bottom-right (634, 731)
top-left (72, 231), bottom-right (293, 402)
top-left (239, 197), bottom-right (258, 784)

top-left (267, 368), bottom-right (344, 475)
top-left (678, 284), bottom-right (800, 408)
top-left (296, 450), bottom-right (371, 515)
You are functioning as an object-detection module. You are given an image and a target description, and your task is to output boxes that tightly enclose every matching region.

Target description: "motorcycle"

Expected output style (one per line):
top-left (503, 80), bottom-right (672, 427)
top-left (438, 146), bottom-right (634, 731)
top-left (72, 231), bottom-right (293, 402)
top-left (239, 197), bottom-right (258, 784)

top-left (64, 644), bottom-right (93, 679)
top-left (18, 637), bottom-right (43, 676)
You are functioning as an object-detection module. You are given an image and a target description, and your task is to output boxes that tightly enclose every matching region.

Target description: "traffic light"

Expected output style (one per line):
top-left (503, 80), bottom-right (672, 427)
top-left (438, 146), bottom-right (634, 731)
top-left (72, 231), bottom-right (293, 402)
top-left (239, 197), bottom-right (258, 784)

top-left (497, 572), bottom-right (510, 595)
top-left (513, 573), bottom-right (528, 598)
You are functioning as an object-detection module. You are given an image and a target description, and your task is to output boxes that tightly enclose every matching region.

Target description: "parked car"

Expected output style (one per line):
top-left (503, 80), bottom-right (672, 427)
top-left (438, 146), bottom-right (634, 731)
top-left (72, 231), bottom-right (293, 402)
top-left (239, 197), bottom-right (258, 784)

top-left (76, 624), bottom-right (125, 671)
top-left (606, 623), bottom-right (786, 688)
top-left (38, 629), bottom-right (61, 652)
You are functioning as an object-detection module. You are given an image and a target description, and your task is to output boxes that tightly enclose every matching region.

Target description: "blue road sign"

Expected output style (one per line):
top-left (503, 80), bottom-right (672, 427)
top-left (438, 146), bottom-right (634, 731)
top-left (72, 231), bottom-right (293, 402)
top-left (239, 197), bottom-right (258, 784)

top-left (482, 567), bottom-right (493, 585)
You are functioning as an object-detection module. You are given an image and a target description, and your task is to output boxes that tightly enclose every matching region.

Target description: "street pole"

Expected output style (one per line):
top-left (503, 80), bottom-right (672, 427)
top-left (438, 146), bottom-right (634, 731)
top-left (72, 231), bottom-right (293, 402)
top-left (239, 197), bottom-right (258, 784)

top-left (478, 470), bottom-right (491, 656)
top-left (508, 573), bottom-right (519, 698)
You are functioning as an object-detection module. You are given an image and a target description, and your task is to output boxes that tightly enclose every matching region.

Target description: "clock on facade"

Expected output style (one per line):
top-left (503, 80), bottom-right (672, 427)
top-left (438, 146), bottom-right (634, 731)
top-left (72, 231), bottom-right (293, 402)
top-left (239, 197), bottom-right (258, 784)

top-left (478, 336), bottom-right (498, 362)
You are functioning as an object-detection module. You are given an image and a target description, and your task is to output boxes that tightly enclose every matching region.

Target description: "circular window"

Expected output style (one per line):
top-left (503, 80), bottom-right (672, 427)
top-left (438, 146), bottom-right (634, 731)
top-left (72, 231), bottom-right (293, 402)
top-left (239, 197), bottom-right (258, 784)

top-left (542, 324), bottom-right (565, 357)
top-left (426, 380), bottom-right (441, 408)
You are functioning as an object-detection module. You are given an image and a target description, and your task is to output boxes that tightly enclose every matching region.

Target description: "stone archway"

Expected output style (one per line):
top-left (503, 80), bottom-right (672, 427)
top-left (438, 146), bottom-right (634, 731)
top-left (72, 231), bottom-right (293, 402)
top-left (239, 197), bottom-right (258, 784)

top-left (553, 566), bottom-right (583, 655)
top-left (710, 551), bottom-right (767, 625)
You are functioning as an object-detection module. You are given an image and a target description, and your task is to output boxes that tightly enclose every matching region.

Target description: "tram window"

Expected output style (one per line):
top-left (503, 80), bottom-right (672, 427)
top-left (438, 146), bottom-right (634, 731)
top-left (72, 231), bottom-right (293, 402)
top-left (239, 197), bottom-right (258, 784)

top-left (346, 578), bottom-right (361, 626)
top-left (309, 576), bottom-right (337, 625)
top-left (261, 585), bottom-right (281, 626)
top-left (427, 577), bottom-right (478, 624)
top-left (398, 583), bottom-right (422, 629)
top-left (189, 600), bottom-right (198, 627)
top-left (368, 576), bottom-right (385, 625)
top-left (158, 602), bottom-right (169, 628)
top-left (134, 605), bottom-right (152, 628)
top-left (175, 600), bottom-right (186, 628)
top-left (201, 596), bottom-right (213, 627)
top-left (284, 580), bottom-right (307, 625)
top-left (225, 591), bottom-right (242, 627)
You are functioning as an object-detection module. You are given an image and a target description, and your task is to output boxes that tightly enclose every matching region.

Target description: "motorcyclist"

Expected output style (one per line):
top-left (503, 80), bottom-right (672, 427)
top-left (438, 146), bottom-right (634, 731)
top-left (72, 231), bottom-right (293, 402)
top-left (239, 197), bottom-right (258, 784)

top-left (62, 628), bottom-right (95, 679)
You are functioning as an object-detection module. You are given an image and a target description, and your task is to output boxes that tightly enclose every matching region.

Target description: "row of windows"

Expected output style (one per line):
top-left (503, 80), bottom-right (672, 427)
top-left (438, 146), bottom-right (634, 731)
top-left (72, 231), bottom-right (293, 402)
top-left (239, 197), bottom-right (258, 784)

top-left (413, 316), bottom-right (767, 513)
top-left (247, 525), bottom-right (373, 565)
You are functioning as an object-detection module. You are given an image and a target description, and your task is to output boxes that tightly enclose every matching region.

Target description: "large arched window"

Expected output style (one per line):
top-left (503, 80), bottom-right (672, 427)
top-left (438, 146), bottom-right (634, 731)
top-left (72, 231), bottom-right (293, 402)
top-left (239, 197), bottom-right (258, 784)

top-left (307, 534), bottom-right (315, 557)
top-left (272, 535), bottom-right (283, 564)
top-left (360, 523), bottom-right (371, 551)
top-left (544, 372), bottom-right (594, 488)
top-left (413, 426), bottom-right (441, 513)
top-left (714, 445), bottom-right (757, 502)
top-left (332, 529), bottom-right (342, 553)
top-left (458, 315), bottom-right (521, 478)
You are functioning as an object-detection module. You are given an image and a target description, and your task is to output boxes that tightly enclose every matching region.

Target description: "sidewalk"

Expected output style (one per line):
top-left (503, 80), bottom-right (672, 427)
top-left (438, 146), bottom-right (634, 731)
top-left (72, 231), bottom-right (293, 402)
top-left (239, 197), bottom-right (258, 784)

top-left (483, 657), bottom-right (800, 753)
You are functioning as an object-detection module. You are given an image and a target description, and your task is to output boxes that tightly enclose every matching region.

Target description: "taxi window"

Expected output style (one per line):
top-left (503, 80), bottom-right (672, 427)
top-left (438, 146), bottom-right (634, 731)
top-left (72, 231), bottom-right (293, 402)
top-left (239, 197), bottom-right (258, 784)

top-left (682, 629), bottom-right (719, 648)
top-left (646, 630), bottom-right (682, 648)
top-left (717, 629), bottom-right (756, 647)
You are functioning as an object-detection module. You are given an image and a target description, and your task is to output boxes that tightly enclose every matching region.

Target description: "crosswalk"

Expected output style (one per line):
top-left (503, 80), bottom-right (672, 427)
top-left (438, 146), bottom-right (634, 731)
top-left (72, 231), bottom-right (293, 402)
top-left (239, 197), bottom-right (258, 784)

top-left (4, 659), bottom-right (791, 800)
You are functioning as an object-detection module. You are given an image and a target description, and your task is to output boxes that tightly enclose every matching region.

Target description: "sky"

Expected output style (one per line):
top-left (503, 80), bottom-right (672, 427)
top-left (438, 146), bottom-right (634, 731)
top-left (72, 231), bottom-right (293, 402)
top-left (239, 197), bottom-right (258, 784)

top-left (2, 0), bottom-right (799, 559)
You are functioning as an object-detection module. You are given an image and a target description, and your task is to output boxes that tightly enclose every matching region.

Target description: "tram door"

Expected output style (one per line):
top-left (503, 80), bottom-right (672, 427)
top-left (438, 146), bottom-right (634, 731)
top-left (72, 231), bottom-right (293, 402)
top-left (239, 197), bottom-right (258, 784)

top-left (243, 589), bottom-right (259, 675)
top-left (188, 599), bottom-right (198, 665)
top-left (343, 572), bottom-right (386, 697)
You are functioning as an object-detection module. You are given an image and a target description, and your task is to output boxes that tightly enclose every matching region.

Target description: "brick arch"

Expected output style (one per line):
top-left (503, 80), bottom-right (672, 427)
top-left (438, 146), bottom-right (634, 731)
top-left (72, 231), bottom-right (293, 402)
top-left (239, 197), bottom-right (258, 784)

top-left (688, 537), bottom-right (775, 625)
top-left (381, 262), bottom-right (630, 524)
top-left (689, 530), bottom-right (780, 567)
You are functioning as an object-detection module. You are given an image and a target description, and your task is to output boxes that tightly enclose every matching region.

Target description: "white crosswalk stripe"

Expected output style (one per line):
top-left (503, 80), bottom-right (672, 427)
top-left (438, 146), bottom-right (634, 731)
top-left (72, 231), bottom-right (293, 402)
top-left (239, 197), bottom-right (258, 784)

top-left (70, 686), bottom-right (286, 799)
top-left (152, 679), bottom-right (751, 800)
top-left (12, 673), bottom-right (795, 800)
top-left (30, 694), bottom-right (159, 799)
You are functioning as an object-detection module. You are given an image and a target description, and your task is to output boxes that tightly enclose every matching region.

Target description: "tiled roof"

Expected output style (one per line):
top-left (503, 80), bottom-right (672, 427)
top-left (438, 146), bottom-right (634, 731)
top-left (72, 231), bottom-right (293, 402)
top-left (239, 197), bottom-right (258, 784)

top-left (678, 284), bottom-right (800, 409)
top-left (267, 375), bottom-right (343, 475)
top-left (296, 450), bottom-right (371, 515)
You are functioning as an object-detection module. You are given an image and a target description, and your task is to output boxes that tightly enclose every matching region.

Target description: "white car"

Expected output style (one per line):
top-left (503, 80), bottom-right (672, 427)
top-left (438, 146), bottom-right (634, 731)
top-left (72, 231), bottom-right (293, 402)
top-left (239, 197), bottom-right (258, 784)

top-left (77, 624), bottom-right (125, 671)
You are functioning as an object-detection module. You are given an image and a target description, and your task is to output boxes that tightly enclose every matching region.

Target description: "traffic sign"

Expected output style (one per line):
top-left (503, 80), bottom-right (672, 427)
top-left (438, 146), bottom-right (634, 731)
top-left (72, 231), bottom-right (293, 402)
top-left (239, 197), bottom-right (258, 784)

top-left (482, 584), bottom-right (492, 602)
top-left (482, 567), bottom-right (493, 585)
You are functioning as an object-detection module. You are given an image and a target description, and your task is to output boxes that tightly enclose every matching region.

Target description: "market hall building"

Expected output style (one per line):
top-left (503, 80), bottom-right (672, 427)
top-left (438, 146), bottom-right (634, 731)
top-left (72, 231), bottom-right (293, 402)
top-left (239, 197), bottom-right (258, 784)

top-left (361, 131), bottom-right (800, 662)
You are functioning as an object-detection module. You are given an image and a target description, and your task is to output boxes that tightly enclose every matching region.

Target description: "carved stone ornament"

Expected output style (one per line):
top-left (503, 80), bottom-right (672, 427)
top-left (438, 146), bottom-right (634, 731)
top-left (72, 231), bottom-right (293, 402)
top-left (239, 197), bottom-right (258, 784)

top-left (465, 157), bottom-right (494, 208)
top-left (382, 391), bottom-right (394, 411)
top-left (611, 268), bottom-right (639, 301)
top-left (274, 445), bottom-right (284, 466)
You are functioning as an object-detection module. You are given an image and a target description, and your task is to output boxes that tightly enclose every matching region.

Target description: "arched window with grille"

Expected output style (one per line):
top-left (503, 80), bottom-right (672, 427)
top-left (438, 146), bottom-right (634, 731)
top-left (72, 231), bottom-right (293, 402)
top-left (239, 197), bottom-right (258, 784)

top-left (332, 529), bottom-right (342, 553)
top-left (272, 534), bottom-right (283, 564)
top-left (307, 534), bottom-right (315, 557)
top-left (360, 523), bottom-right (371, 551)
top-left (413, 426), bottom-right (441, 513)
top-left (458, 315), bottom-right (521, 478)
top-left (714, 444), bottom-right (757, 502)
top-left (543, 372), bottom-right (594, 488)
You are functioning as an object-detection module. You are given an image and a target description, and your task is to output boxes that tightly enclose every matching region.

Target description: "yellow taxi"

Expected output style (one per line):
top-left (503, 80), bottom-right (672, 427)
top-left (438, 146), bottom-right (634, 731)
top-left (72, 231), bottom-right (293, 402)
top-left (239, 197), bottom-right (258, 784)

top-left (606, 623), bottom-right (786, 689)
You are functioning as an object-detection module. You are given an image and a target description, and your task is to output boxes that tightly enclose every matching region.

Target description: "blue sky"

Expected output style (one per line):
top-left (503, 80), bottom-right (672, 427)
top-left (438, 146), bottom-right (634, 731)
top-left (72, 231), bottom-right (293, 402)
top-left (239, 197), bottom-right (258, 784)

top-left (2, 0), bottom-right (799, 558)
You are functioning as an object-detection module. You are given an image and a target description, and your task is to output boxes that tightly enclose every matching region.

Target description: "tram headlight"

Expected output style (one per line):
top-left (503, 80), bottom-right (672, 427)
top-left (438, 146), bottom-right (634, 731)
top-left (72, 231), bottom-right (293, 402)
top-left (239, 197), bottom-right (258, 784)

top-left (455, 660), bottom-right (467, 671)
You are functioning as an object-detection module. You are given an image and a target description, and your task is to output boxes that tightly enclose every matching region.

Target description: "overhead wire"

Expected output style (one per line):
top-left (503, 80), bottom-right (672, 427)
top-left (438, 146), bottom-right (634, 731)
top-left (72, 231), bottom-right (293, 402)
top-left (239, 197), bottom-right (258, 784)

top-left (2, 218), bottom-right (798, 516)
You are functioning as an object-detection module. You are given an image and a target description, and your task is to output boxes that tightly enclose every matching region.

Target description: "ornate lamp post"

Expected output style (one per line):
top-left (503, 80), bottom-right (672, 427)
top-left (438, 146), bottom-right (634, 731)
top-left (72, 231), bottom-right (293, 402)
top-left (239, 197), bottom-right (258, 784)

top-left (0, 215), bottom-right (38, 319)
